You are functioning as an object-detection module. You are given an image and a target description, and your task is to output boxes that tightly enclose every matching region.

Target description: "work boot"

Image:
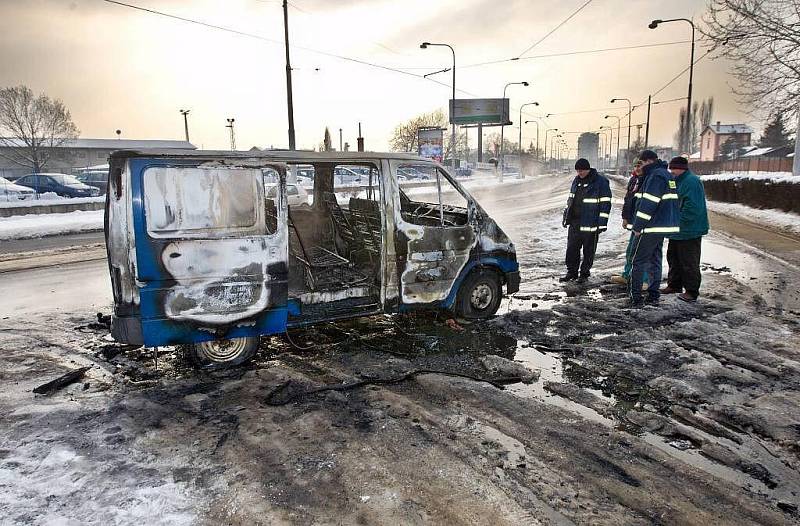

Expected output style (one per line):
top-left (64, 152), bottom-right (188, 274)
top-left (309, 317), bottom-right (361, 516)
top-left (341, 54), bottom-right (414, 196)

top-left (645, 296), bottom-right (660, 307)
top-left (660, 286), bottom-right (680, 294)
top-left (577, 275), bottom-right (590, 285)
top-left (626, 298), bottom-right (645, 309)
top-left (559, 274), bottom-right (578, 283)
top-left (610, 275), bottom-right (627, 285)
top-left (677, 293), bottom-right (697, 303)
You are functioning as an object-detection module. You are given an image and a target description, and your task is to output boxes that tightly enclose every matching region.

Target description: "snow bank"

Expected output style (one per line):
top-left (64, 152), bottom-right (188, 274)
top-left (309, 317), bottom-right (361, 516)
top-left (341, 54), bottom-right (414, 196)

top-left (708, 201), bottom-right (800, 235)
top-left (0, 195), bottom-right (105, 209)
top-left (0, 209), bottom-right (104, 240)
top-left (702, 171), bottom-right (798, 184)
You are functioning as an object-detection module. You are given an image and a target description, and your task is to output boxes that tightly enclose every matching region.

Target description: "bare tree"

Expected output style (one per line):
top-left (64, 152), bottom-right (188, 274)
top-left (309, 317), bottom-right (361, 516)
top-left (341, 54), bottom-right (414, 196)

top-left (702, 0), bottom-right (800, 120)
top-left (0, 85), bottom-right (79, 172)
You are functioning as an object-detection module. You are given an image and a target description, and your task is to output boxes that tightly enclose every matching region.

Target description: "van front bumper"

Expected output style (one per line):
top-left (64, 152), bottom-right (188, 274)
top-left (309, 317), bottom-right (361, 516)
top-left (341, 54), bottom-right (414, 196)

top-left (506, 271), bottom-right (520, 295)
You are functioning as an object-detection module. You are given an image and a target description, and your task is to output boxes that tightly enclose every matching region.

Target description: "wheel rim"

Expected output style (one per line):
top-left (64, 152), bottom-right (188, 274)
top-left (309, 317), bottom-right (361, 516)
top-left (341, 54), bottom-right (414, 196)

top-left (470, 283), bottom-right (494, 310)
top-left (198, 338), bottom-right (249, 363)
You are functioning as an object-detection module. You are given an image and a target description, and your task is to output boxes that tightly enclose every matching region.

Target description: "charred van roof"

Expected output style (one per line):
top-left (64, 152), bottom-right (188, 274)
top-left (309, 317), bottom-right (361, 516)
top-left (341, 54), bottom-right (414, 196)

top-left (109, 149), bottom-right (427, 163)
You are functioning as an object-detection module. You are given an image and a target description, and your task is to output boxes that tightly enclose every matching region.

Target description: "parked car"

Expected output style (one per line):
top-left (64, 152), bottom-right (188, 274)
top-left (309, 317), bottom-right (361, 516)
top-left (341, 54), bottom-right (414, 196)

top-left (75, 170), bottom-right (108, 195)
top-left (0, 176), bottom-right (35, 201)
top-left (266, 183), bottom-right (309, 207)
top-left (15, 173), bottom-right (101, 198)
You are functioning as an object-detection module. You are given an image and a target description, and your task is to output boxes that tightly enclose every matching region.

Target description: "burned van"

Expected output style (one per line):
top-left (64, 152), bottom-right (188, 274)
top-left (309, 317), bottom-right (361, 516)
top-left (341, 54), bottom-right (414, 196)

top-left (105, 150), bottom-right (519, 367)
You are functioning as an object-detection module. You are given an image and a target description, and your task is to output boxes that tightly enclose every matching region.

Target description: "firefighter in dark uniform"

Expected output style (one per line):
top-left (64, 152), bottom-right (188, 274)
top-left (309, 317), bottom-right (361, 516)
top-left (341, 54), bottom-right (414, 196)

top-left (560, 158), bottom-right (613, 284)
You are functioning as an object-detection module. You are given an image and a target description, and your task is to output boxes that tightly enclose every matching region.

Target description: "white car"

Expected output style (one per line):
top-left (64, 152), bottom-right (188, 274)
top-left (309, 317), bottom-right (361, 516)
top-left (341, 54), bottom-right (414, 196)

top-left (266, 183), bottom-right (310, 207)
top-left (0, 176), bottom-right (35, 201)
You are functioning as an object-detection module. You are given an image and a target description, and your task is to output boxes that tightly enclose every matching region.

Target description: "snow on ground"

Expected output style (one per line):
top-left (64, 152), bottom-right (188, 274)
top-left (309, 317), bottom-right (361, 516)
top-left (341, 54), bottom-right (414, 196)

top-left (0, 195), bottom-right (105, 208)
top-left (708, 201), bottom-right (800, 235)
top-left (702, 171), bottom-right (798, 183)
top-left (0, 210), bottom-right (104, 240)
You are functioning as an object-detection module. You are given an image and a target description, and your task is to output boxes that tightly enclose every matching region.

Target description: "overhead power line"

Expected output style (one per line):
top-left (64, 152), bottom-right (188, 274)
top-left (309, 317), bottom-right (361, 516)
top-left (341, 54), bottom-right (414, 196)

top-left (97, 0), bottom-right (482, 97)
top-left (517, 0), bottom-right (594, 58)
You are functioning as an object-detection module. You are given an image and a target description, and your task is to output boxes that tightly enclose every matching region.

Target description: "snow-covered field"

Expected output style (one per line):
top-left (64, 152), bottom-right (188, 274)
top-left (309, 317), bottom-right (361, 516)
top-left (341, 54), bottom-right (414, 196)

top-left (701, 171), bottom-right (798, 183)
top-left (708, 201), bottom-right (800, 235)
top-left (0, 210), bottom-right (104, 240)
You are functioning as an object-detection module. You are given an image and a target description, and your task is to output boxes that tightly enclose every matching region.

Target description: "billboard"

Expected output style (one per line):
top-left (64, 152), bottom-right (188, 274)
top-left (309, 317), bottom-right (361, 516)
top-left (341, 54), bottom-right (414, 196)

top-left (449, 98), bottom-right (510, 125)
top-left (418, 128), bottom-right (444, 162)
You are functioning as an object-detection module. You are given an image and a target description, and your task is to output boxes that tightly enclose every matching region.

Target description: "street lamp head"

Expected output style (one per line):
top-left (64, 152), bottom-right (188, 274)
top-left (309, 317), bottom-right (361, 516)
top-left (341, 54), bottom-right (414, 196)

top-left (648, 20), bottom-right (661, 29)
top-left (546, 113), bottom-right (553, 117)
top-left (604, 115), bottom-right (611, 119)
top-left (610, 98), bottom-right (617, 103)
top-left (522, 81), bottom-right (529, 86)
top-left (420, 42), bottom-right (430, 49)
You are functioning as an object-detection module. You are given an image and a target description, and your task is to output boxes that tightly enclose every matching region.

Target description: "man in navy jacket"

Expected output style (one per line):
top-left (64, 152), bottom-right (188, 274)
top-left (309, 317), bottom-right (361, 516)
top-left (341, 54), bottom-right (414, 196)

top-left (628, 150), bottom-right (680, 307)
top-left (560, 158), bottom-right (612, 284)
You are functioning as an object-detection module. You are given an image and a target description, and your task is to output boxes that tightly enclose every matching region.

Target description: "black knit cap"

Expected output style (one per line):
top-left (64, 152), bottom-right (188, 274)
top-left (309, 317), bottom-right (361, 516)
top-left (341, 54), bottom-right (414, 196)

top-left (574, 158), bottom-right (591, 170)
top-left (639, 149), bottom-right (658, 161)
top-left (668, 156), bottom-right (689, 170)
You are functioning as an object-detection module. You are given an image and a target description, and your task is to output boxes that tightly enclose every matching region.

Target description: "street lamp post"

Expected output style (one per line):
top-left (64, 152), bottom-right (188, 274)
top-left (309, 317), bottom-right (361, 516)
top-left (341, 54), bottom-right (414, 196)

top-left (524, 120), bottom-right (540, 160)
top-left (179, 109), bottom-right (190, 142)
top-left (650, 17), bottom-right (695, 154)
top-left (604, 115), bottom-right (622, 172)
top-left (544, 128), bottom-right (558, 169)
top-left (500, 81), bottom-right (529, 172)
top-left (421, 42), bottom-right (456, 166)
top-left (518, 102), bottom-right (539, 159)
top-left (610, 97), bottom-right (632, 156)
top-left (600, 125), bottom-right (613, 170)
top-left (226, 118), bottom-right (236, 151)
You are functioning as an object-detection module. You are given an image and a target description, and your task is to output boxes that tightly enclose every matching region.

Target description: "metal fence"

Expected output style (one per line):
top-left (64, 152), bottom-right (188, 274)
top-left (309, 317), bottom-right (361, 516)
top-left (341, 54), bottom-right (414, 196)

top-left (691, 157), bottom-right (793, 175)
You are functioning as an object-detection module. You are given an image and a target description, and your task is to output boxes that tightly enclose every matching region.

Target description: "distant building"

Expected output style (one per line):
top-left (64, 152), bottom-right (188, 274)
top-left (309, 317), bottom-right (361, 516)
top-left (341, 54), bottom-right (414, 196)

top-left (699, 122), bottom-right (753, 161)
top-left (0, 138), bottom-right (195, 179)
top-left (577, 132), bottom-right (599, 167)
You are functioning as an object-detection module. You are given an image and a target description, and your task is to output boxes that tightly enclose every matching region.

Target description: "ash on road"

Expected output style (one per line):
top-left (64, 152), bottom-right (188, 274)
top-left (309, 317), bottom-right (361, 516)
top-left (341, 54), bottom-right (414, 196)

top-left (1, 176), bottom-right (799, 525)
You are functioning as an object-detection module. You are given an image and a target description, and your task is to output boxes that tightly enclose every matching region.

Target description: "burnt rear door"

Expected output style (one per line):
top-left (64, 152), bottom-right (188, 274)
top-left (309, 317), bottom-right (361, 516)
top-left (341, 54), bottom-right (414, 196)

top-left (131, 158), bottom-right (289, 347)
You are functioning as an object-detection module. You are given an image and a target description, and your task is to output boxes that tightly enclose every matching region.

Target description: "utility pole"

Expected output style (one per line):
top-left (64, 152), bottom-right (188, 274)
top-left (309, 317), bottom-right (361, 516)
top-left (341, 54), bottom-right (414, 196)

top-left (644, 95), bottom-right (652, 147)
top-left (339, 128), bottom-right (343, 152)
top-left (357, 122), bottom-right (364, 152)
top-left (226, 118), bottom-right (236, 151)
top-left (283, 0), bottom-right (296, 150)
top-left (179, 109), bottom-right (190, 142)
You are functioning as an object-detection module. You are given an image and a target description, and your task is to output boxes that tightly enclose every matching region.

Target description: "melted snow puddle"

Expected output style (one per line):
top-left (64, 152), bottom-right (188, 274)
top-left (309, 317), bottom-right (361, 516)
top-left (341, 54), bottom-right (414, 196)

top-left (507, 341), bottom-right (773, 496)
top-left (507, 342), bottom-right (615, 426)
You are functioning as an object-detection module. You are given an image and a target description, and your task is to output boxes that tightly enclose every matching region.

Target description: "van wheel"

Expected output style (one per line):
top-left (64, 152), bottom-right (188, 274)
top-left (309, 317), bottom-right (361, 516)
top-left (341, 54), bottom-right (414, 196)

top-left (455, 269), bottom-right (502, 320)
top-left (188, 336), bottom-right (260, 369)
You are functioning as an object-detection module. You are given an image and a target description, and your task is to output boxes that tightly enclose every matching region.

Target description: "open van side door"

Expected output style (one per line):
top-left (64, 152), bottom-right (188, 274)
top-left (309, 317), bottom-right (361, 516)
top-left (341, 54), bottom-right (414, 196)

top-left (130, 157), bottom-right (289, 347)
top-left (389, 161), bottom-right (477, 306)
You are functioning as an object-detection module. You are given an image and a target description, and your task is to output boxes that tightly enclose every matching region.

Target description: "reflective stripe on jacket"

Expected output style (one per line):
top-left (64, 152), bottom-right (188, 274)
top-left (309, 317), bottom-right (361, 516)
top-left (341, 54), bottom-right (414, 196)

top-left (631, 160), bottom-right (680, 234)
top-left (564, 169), bottom-right (613, 232)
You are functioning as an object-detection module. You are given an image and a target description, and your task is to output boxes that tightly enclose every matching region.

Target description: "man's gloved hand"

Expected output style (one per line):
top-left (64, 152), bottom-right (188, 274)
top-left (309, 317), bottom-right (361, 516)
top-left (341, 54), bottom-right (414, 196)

top-left (561, 208), bottom-right (569, 228)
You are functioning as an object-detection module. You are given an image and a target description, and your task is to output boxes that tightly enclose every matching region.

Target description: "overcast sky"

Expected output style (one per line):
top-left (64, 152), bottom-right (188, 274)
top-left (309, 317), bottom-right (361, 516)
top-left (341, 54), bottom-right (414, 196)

top-left (0, 0), bottom-right (754, 154)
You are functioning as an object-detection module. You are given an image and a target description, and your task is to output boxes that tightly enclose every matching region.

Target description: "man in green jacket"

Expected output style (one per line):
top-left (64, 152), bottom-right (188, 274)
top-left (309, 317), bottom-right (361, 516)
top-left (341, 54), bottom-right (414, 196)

top-left (661, 157), bottom-right (709, 302)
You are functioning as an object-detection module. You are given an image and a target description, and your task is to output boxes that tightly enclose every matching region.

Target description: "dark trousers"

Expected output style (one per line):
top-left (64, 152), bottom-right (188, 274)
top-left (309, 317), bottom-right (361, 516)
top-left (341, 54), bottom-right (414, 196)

top-left (629, 234), bottom-right (664, 301)
top-left (565, 225), bottom-right (598, 277)
top-left (667, 237), bottom-right (703, 298)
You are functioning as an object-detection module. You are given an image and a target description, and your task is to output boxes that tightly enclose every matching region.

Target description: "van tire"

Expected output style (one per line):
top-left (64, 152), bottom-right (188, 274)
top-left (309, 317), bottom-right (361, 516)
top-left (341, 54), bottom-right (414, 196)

top-left (455, 269), bottom-right (502, 320)
top-left (187, 336), bottom-right (260, 369)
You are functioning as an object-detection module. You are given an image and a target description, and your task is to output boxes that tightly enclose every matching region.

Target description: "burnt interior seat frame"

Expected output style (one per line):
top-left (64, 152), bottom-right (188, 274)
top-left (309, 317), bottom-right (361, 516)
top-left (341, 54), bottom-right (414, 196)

top-left (347, 197), bottom-right (382, 262)
top-left (287, 207), bottom-right (367, 292)
top-left (322, 191), bottom-right (368, 261)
